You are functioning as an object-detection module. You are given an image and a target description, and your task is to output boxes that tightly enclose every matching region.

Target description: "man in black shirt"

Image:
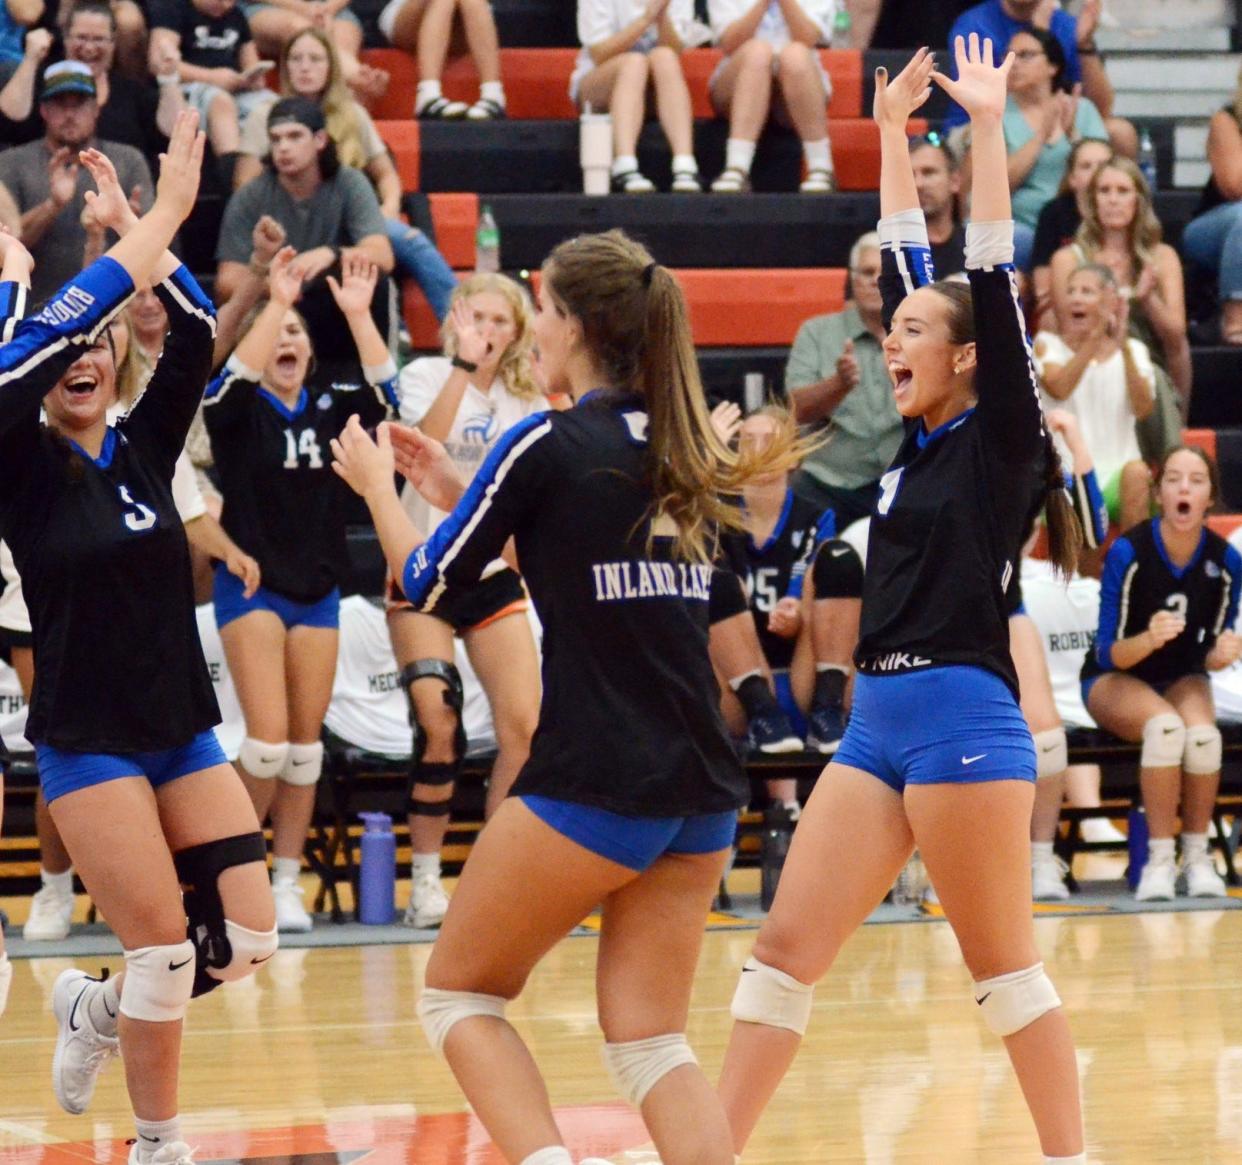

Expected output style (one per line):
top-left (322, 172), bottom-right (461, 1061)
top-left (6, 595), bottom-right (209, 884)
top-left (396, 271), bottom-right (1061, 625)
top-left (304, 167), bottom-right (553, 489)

top-left (910, 133), bottom-right (966, 277)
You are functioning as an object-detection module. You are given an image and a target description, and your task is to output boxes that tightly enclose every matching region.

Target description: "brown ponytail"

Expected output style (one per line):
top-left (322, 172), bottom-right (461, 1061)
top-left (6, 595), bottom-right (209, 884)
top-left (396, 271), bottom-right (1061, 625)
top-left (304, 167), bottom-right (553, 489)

top-left (1042, 429), bottom-right (1082, 579)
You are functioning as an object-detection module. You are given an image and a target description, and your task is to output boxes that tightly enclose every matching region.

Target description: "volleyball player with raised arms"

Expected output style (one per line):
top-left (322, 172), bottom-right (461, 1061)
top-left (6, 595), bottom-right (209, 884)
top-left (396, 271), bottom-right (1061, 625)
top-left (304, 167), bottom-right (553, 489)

top-left (331, 229), bottom-right (801, 1165)
top-left (715, 41), bottom-right (1087, 1164)
top-left (0, 113), bottom-right (276, 1165)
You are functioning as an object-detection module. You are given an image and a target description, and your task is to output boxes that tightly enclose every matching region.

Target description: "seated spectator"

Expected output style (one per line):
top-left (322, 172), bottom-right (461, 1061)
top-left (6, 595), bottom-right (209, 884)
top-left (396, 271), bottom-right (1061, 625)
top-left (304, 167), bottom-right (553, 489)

top-left (0, 61), bottom-right (152, 301)
top-left (215, 97), bottom-right (396, 381)
top-left (785, 229), bottom-right (901, 529)
top-left (706, 0), bottom-right (836, 193)
top-left (235, 28), bottom-right (457, 321)
top-left (147, 0), bottom-right (273, 188)
top-left (572, 0), bottom-right (701, 193)
top-left (1030, 135), bottom-right (1111, 329)
top-left (945, 0), bottom-right (1136, 158)
top-left (999, 28), bottom-right (1106, 271)
top-left (909, 131), bottom-right (965, 275)
top-left (867, 0), bottom-right (972, 50)
top-left (0, 25), bottom-right (48, 139)
top-left (1083, 446), bottom-right (1241, 902)
top-left (378, 0), bottom-right (504, 119)
top-left (1034, 262), bottom-right (1154, 531)
top-left (1180, 62), bottom-right (1242, 344)
top-left (1048, 155), bottom-right (1192, 416)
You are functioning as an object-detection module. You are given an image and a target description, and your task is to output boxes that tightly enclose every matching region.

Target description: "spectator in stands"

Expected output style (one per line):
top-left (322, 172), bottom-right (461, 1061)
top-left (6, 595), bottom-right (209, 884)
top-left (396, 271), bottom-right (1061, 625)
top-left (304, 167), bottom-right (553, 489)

top-left (1083, 445), bottom-right (1242, 901)
top-left (866, 0), bottom-right (972, 51)
top-left (388, 273), bottom-right (547, 928)
top-left (785, 229), bottom-right (901, 529)
top-left (147, 0), bottom-right (273, 189)
top-left (379, 0), bottom-right (505, 119)
top-left (571, 0), bottom-right (701, 193)
top-left (0, 61), bottom-right (152, 301)
top-left (1048, 155), bottom-right (1192, 415)
top-left (999, 28), bottom-right (1106, 271)
top-left (0, 0), bottom-right (43, 88)
top-left (1030, 135), bottom-right (1110, 329)
top-left (706, 0), bottom-right (837, 193)
top-left (234, 29), bottom-right (458, 322)
top-left (0, 25), bottom-right (49, 138)
top-left (204, 249), bottom-right (396, 932)
top-left (909, 131), bottom-right (965, 274)
top-left (1180, 61), bottom-right (1242, 345)
top-left (216, 98), bottom-right (395, 380)
top-left (1034, 262), bottom-right (1154, 531)
top-left (946, 0), bottom-right (1136, 158)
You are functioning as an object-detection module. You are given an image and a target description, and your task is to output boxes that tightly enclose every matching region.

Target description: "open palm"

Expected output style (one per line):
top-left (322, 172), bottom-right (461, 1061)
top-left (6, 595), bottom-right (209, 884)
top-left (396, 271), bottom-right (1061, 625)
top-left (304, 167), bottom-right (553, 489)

top-left (932, 33), bottom-right (1012, 121)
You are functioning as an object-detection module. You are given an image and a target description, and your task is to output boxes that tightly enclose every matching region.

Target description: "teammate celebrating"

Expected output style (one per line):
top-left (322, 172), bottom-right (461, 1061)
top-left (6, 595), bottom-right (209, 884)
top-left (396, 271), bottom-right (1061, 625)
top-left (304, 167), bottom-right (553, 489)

top-left (1083, 444), bottom-right (1242, 901)
top-left (0, 114), bottom-right (276, 1165)
top-left (715, 41), bottom-right (1087, 1165)
top-left (204, 249), bottom-right (397, 933)
top-left (331, 228), bottom-right (800, 1165)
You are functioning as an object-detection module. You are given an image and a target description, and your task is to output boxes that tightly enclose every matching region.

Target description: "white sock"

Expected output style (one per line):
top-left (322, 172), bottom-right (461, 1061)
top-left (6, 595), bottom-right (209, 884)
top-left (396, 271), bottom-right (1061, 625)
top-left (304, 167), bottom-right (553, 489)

top-left (1043, 1155), bottom-right (1086, 1164)
top-left (272, 856), bottom-right (301, 884)
top-left (727, 668), bottom-right (764, 692)
top-left (134, 1116), bottom-right (182, 1160)
top-left (480, 80), bottom-right (505, 105)
top-left (724, 137), bottom-right (756, 174)
top-left (518, 1148), bottom-right (572, 1165)
top-left (87, 975), bottom-right (121, 1036)
top-left (816, 662), bottom-right (849, 674)
top-left (611, 153), bottom-right (639, 176)
top-left (1031, 841), bottom-right (1055, 862)
top-left (672, 152), bottom-right (698, 174)
top-left (411, 852), bottom-right (440, 878)
top-left (802, 137), bottom-right (832, 172)
top-left (1148, 837), bottom-right (1175, 864)
top-left (42, 867), bottom-right (73, 894)
top-left (1181, 831), bottom-right (1208, 860)
top-left (416, 79), bottom-right (442, 101)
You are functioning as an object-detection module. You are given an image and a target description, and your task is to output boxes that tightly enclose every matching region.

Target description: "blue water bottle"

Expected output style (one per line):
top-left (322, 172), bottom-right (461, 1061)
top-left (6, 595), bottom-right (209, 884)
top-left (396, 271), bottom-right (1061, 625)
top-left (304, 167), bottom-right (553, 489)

top-left (358, 812), bottom-right (396, 924)
top-left (1126, 805), bottom-right (1149, 890)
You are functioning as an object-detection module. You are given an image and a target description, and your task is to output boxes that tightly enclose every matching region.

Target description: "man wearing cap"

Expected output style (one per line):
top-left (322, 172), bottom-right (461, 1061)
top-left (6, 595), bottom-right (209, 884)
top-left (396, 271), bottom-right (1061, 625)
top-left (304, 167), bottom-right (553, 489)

top-left (216, 96), bottom-right (395, 376)
top-left (0, 59), bottom-right (152, 300)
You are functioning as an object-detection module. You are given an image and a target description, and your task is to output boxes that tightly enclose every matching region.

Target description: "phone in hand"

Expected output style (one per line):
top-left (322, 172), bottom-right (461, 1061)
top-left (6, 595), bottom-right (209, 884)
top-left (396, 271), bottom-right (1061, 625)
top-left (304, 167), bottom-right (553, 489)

top-left (241, 60), bottom-right (276, 84)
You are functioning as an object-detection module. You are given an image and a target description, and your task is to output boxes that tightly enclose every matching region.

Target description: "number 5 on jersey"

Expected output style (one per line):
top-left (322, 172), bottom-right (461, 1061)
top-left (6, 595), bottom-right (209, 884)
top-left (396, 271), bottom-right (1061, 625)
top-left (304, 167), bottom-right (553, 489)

top-left (117, 484), bottom-right (157, 532)
top-left (283, 428), bottom-right (324, 469)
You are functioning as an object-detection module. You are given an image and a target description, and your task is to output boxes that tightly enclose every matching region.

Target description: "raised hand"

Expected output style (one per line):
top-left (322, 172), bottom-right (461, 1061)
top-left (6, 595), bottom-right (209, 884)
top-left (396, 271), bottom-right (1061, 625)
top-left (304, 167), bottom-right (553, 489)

top-left (251, 215), bottom-right (286, 266)
top-left (326, 252), bottom-right (378, 317)
top-left (80, 149), bottom-right (140, 235)
top-left (932, 33), bottom-right (1013, 123)
top-left (330, 414), bottom-right (396, 500)
top-left (448, 296), bottom-right (491, 367)
top-left (836, 338), bottom-right (860, 392)
top-left (23, 27), bottom-right (52, 64)
top-left (47, 147), bottom-right (79, 210)
top-left (872, 45), bottom-right (935, 129)
top-left (710, 399), bottom-right (742, 445)
top-left (387, 422), bottom-right (466, 512)
top-left (0, 225), bottom-right (34, 281)
top-left (152, 109), bottom-right (205, 225)
top-left (267, 246), bottom-right (303, 307)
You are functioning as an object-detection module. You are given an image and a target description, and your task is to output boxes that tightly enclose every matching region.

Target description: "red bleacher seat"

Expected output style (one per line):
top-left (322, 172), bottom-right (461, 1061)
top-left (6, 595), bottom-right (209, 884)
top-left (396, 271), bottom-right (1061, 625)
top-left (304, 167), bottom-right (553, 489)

top-left (1183, 428), bottom-right (1218, 463)
top-left (374, 119), bottom-right (420, 190)
top-left (1208, 513), bottom-right (1242, 540)
top-left (428, 193), bottom-right (478, 269)
top-left (831, 117), bottom-right (927, 191)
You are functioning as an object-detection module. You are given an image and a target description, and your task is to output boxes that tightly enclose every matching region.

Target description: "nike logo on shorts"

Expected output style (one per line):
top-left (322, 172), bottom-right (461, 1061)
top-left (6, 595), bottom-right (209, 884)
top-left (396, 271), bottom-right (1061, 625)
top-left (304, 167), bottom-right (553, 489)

top-left (961, 754), bottom-right (987, 765)
top-left (168, 957), bottom-right (193, 971)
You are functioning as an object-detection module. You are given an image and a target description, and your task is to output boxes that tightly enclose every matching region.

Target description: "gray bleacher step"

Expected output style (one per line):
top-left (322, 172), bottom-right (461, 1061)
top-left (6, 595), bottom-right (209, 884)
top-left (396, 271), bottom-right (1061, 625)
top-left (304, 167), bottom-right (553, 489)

top-left (1098, 26), bottom-right (1233, 52)
top-left (1115, 91), bottom-right (1234, 118)
top-left (1108, 53), bottom-right (1240, 90)
top-left (1097, 0), bottom-right (1234, 32)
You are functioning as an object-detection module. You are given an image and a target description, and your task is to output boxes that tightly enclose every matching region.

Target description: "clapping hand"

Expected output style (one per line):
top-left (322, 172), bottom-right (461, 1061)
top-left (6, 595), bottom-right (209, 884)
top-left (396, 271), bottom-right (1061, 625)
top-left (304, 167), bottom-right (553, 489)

top-left (836, 338), bottom-right (860, 392)
top-left (47, 146), bottom-right (79, 210)
top-left (387, 422), bottom-right (466, 512)
top-left (331, 414), bottom-right (395, 501)
top-left (448, 296), bottom-right (491, 368)
top-left (80, 150), bottom-right (142, 236)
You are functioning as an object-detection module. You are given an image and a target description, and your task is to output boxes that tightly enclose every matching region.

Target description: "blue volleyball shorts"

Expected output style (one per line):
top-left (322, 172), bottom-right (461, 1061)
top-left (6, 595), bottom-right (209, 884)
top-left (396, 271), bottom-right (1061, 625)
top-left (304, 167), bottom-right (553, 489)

top-left (833, 665), bottom-right (1036, 792)
top-left (37, 729), bottom-right (228, 803)
top-left (213, 564), bottom-right (340, 631)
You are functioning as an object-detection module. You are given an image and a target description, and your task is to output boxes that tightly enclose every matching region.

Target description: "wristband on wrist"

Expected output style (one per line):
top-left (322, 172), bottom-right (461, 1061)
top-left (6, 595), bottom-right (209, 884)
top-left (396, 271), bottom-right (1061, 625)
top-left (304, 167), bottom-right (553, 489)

top-left (451, 355), bottom-right (478, 373)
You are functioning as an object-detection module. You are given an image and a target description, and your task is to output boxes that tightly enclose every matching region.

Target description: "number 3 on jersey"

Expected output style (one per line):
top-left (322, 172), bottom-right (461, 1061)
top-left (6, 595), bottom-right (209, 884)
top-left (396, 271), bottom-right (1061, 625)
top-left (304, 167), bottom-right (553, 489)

top-left (283, 428), bottom-right (324, 469)
top-left (117, 484), bottom-right (156, 532)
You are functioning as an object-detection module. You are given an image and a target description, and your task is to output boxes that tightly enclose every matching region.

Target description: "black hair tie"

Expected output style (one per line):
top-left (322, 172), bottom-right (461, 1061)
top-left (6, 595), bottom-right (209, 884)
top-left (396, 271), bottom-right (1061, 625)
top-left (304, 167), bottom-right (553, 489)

top-left (641, 262), bottom-right (657, 287)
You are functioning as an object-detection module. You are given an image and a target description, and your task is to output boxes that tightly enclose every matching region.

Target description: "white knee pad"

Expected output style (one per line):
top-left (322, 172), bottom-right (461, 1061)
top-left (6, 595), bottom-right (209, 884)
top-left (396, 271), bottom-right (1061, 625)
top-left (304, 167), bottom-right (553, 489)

top-left (280, 741), bottom-right (324, 786)
top-left (973, 962), bottom-right (1061, 1037)
top-left (602, 1033), bottom-right (698, 1108)
top-left (239, 737), bottom-right (289, 780)
top-left (206, 919), bottom-right (279, 984)
top-left (1140, 713), bottom-right (1186, 769)
top-left (1032, 727), bottom-right (1067, 779)
top-left (121, 940), bottom-right (196, 1022)
top-left (730, 956), bottom-right (815, 1036)
top-left (417, 986), bottom-right (507, 1055)
top-left (1183, 724), bottom-right (1223, 774)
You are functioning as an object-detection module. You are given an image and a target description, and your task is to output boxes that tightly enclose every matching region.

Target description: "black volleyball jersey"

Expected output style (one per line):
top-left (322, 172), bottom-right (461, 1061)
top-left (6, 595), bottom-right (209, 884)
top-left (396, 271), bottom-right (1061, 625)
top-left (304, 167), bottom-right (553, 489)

top-left (0, 259), bottom-right (221, 752)
top-left (854, 217), bottom-right (1046, 698)
top-left (203, 356), bottom-right (397, 602)
top-left (400, 389), bottom-right (746, 817)
top-left (721, 490), bottom-right (836, 669)
top-left (1084, 518), bottom-right (1241, 687)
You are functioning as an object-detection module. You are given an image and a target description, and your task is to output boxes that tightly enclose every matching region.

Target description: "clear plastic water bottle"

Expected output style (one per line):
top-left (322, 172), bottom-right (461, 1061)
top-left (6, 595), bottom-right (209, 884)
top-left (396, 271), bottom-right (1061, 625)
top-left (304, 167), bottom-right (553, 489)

top-left (832, 5), bottom-right (851, 45)
top-left (1137, 128), bottom-right (1157, 191)
top-left (476, 204), bottom-right (500, 273)
top-left (358, 811), bottom-right (396, 924)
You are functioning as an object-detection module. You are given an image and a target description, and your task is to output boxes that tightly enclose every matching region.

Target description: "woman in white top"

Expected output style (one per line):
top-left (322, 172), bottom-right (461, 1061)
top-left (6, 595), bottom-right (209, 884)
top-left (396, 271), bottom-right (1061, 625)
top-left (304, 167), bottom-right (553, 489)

top-left (573, 0), bottom-right (701, 193)
top-left (1035, 261), bottom-right (1155, 532)
top-left (388, 272), bottom-right (549, 928)
top-left (707, 0), bottom-right (838, 193)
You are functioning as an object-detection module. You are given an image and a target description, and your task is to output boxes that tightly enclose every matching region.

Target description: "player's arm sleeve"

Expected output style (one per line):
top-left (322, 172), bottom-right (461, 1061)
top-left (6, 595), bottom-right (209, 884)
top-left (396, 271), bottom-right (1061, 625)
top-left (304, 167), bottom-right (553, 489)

top-left (354, 355), bottom-right (400, 425)
top-left (787, 507), bottom-right (836, 599)
top-left (0, 279), bottom-right (28, 344)
top-left (1225, 544), bottom-right (1242, 632)
top-left (402, 413), bottom-right (554, 611)
top-left (877, 208), bottom-right (935, 334)
top-left (202, 350), bottom-right (262, 435)
top-left (1094, 536), bottom-right (1137, 669)
top-left (1068, 468), bottom-right (1108, 550)
top-left (0, 255), bottom-right (133, 438)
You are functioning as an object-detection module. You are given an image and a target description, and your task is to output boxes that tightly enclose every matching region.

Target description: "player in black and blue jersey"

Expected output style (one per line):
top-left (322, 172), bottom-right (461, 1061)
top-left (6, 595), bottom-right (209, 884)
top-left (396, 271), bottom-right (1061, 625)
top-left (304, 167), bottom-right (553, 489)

top-left (203, 248), bottom-right (396, 933)
top-left (0, 116), bottom-right (275, 1165)
top-left (1083, 444), bottom-right (1242, 902)
top-left (716, 41), bottom-right (1087, 1165)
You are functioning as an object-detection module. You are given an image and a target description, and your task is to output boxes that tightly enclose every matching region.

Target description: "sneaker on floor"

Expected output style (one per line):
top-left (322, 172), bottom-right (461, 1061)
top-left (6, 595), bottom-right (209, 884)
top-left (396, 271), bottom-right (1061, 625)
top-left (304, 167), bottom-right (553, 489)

top-left (127, 1141), bottom-right (198, 1165)
top-left (670, 168), bottom-right (702, 192)
top-left (1183, 853), bottom-right (1228, 898)
top-left (403, 870), bottom-right (449, 929)
top-left (272, 878), bottom-right (313, 933)
top-left (611, 168), bottom-right (656, 193)
top-left (805, 703), bottom-right (846, 755)
top-left (710, 167), bottom-right (751, 193)
top-left (24, 881), bottom-right (74, 941)
top-left (465, 97), bottom-right (505, 120)
top-left (52, 969), bottom-right (119, 1115)
top-left (1031, 852), bottom-right (1070, 901)
top-left (1079, 817), bottom-right (1126, 845)
top-left (799, 168), bottom-right (837, 193)
top-left (416, 94), bottom-right (468, 119)
top-left (747, 710), bottom-right (802, 755)
top-left (1134, 854), bottom-right (1177, 902)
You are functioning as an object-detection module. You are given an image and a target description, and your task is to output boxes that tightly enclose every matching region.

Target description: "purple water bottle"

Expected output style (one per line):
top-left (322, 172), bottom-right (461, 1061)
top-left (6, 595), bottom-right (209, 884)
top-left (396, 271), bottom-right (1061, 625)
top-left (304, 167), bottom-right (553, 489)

top-left (358, 812), bottom-right (396, 924)
top-left (1126, 805), bottom-right (1148, 890)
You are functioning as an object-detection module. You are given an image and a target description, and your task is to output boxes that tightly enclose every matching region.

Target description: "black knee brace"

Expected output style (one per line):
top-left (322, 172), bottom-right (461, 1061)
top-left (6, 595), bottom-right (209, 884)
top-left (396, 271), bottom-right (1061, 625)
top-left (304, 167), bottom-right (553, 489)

top-left (811, 539), bottom-right (864, 599)
top-left (174, 831), bottom-right (269, 999)
top-left (402, 659), bottom-right (466, 816)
